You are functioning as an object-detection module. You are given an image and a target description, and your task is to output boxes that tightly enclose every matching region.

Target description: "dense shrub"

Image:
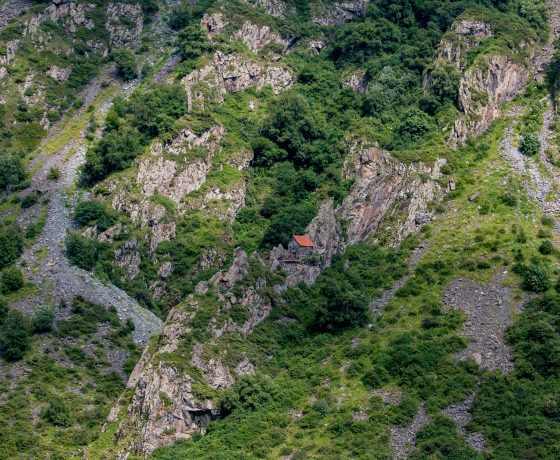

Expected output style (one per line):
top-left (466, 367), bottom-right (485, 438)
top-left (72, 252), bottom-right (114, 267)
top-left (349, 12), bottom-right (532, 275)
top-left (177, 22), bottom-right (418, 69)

top-left (122, 84), bottom-right (187, 138)
top-left (168, 2), bottom-right (193, 30)
top-left (262, 203), bottom-right (316, 247)
top-left (314, 277), bottom-right (369, 332)
top-left (73, 200), bottom-right (116, 231)
top-left (0, 310), bottom-right (30, 361)
top-left (33, 306), bottom-right (55, 333)
top-left (260, 92), bottom-right (341, 171)
top-left (114, 48), bottom-right (138, 81)
top-left (65, 233), bottom-right (100, 270)
top-left (20, 192), bottom-right (39, 209)
top-left (42, 397), bottom-right (72, 427)
top-left (520, 132), bottom-right (540, 156)
top-left (514, 263), bottom-right (551, 293)
top-left (47, 167), bottom-right (61, 181)
top-left (81, 126), bottom-right (143, 185)
top-left (539, 240), bottom-right (554, 255)
top-left (177, 24), bottom-right (213, 61)
top-left (1, 268), bottom-right (25, 293)
top-left (57, 297), bottom-right (119, 337)
top-left (0, 297), bottom-right (7, 324)
top-left (0, 155), bottom-right (25, 191)
top-left (0, 226), bottom-right (24, 269)
top-left (393, 107), bottom-right (435, 147)
top-left (424, 60), bottom-right (461, 104)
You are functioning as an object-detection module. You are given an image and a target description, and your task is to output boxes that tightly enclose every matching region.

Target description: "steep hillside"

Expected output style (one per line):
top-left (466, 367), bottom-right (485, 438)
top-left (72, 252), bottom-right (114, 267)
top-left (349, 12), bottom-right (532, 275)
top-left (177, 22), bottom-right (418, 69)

top-left (3, 0), bottom-right (560, 459)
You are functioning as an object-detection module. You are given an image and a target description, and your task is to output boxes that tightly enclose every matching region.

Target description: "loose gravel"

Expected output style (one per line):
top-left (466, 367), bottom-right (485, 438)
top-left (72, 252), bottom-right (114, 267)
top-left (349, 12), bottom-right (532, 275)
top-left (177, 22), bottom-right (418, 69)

top-left (442, 272), bottom-right (515, 374)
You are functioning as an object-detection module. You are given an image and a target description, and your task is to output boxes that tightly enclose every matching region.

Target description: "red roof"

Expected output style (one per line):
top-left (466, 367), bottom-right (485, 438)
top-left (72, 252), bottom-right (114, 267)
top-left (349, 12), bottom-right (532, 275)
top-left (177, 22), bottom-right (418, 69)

top-left (293, 235), bottom-right (314, 248)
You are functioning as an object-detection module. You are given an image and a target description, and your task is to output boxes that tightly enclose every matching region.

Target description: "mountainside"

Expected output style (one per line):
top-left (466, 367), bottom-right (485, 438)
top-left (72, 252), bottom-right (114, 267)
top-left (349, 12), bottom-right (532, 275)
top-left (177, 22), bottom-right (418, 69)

top-left (3, 0), bottom-right (560, 459)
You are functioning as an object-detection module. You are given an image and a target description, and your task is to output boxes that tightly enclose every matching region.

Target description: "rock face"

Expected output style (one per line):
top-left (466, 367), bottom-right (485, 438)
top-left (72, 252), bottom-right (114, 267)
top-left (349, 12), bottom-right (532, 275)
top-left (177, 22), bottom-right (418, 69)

top-left (337, 142), bottom-right (451, 245)
top-left (452, 54), bottom-right (529, 144)
top-left (269, 141), bottom-right (451, 290)
top-left (240, 0), bottom-right (295, 18)
top-left (105, 3), bottom-right (144, 48)
top-left (181, 51), bottom-right (293, 111)
top-left (201, 12), bottom-right (229, 36)
top-left (424, 16), bottom-right (531, 144)
top-left (1, 1), bottom-right (144, 66)
top-left (313, 0), bottom-right (370, 25)
top-left (112, 250), bottom-right (269, 455)
top-left (110, 138), bottom-right (452, 454)
top-left (439, 19), bottom-right (493, 70)
top-left (137, 126), bottom-right (226, 204)
top-left (46, 65), bottom-right (71, 82)
top-left (233, 21), bottom-right (290, 53)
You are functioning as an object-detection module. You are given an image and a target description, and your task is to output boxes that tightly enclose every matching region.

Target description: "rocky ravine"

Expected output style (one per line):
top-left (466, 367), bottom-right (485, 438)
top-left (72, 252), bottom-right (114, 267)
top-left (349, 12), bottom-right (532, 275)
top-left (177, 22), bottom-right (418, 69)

top-left (14, 69), bottom-right (162, 345)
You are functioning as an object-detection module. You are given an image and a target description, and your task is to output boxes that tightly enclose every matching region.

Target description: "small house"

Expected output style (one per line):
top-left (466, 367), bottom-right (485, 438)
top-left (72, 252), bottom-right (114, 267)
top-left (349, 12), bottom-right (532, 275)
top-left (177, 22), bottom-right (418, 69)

top-left (288, 235), bottom-right (315, 258)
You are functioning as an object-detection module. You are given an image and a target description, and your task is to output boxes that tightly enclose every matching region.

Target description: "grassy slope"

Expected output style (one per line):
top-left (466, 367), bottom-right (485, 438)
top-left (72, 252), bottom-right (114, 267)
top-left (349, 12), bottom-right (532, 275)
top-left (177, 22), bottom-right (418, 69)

top-left (148, 88), bottom-right (558, 458)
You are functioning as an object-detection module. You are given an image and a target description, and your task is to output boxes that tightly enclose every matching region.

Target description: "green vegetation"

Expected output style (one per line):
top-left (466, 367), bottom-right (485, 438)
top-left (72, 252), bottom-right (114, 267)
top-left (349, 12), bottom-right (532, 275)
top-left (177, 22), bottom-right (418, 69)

top-left (4, 0), bottom-right (559, 457)
top-left (73, 200), bottom-right (117, 231)
top-left (32, 306), bottom-right (54, 333)
top-left (0, 225), bottom-right (24, 269)
top-left (520, 132), bottom-right (540, 156)
top-left (0, 297), bottom-right (140, 458)
top-left (0, 155), bottom-right (26, 191)
top-left (81, 83), bottom-right (187, 185)
top-left (0, 310), bottom-right (30, 361)
top-left (114, 48), bottom-right (138, 81)
top-left (1, 267), bottom-right (25, 294)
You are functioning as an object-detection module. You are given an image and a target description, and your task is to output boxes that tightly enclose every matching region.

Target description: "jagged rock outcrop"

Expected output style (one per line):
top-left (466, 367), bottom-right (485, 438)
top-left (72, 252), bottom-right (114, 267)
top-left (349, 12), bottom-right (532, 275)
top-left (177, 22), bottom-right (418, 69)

top-left (270, 200), bottom-right (341, 286)
top-left (233, 21), bottom-right (290, 53)
top-left (24, 2), bottom-right (95, 36)
top-left (338, 142), bottom-right (451, 245)
top-left (452, 54), bottom-right (529, 144)
top-left (201, 12), bottom-right (229, 36)
top-left (2, 1), bottom-right (144, 68)
top-left (181, 51), bottom-right (293, 111)
top-left (439, 19), bottom-right (493, 70)
top-left (105, 3), bottom-right (144, 48)
top-left (46, 65), bottom-right (71, 82)
top-left (112, 250), bottom-right (269, 454)
top-left (313, 0), bottom-right (369, 26)
top-left (115, 239), bottom-right (141, 280)
top-left (109, 136), bottom-right (452, 454)
top-left (0, 40), bottom-right (22, 66)
top-left (241, 0), bottom-right (295, 18)
top-left (342, 70), bottom-right (367, 93)
top-left (0, 0), bottom-right (32, 28)
top-left (424, 16), bottom-right (531, 144)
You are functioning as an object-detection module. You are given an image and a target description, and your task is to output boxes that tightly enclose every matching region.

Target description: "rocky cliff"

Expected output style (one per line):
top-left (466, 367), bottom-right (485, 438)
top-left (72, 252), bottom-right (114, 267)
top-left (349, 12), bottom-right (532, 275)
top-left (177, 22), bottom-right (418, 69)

top-left (106, 138), bottom-right (452, 455)
top-left (424, 16), bottom-right (534, 144)
top-left (451, 54), bottom-right (529, 144)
